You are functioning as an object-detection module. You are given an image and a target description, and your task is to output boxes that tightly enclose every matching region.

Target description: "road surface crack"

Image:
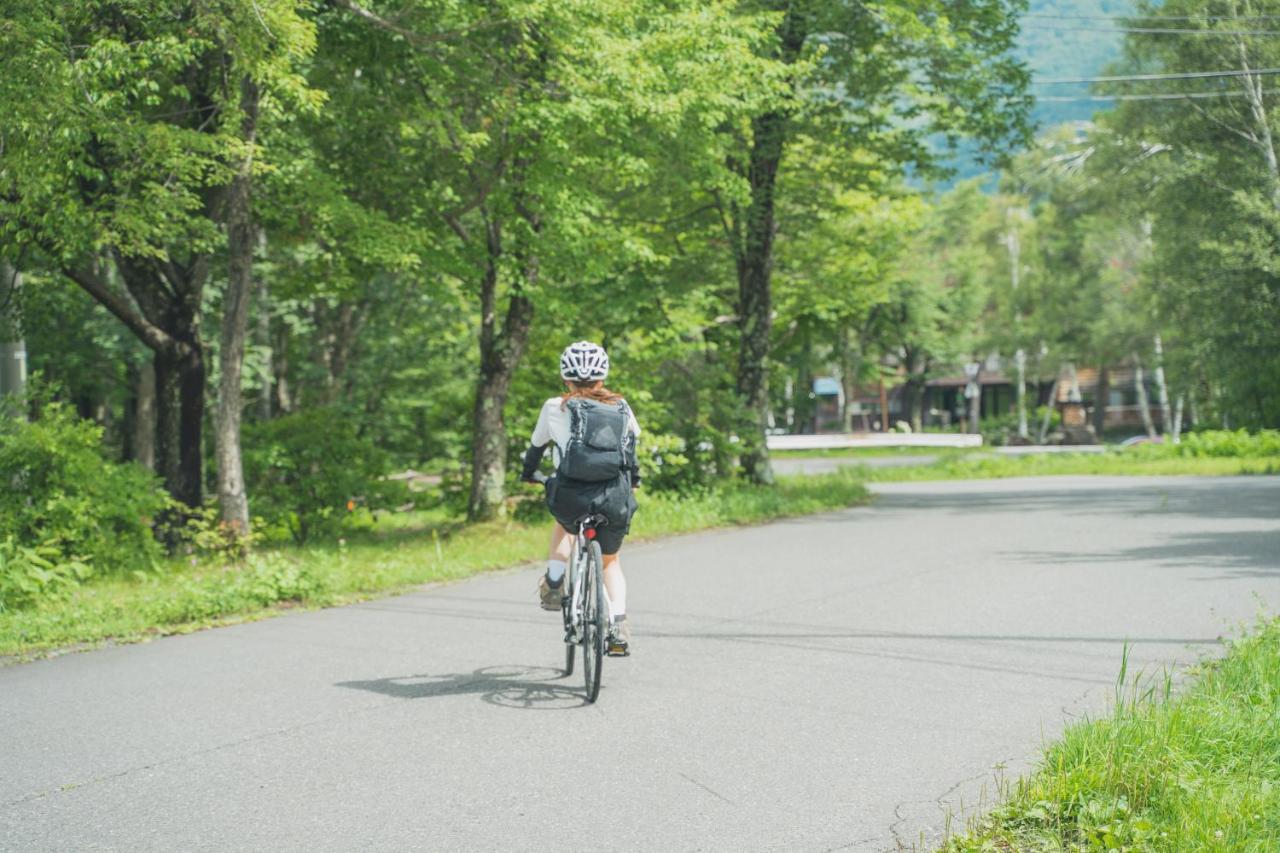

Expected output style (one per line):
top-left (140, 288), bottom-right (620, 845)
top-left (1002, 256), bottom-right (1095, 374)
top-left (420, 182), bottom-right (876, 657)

top-left (887, 764), bottom-right (1002, 851)
top-left (677, 771), bottom-right (734, 805)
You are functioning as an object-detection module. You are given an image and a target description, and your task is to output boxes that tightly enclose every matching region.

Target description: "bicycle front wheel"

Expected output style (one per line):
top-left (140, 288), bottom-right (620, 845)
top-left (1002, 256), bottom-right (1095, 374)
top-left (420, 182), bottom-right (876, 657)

top-left (581, 540), bottom-right (606, 703)
top-left (563, 618), bottom-right (575, 677)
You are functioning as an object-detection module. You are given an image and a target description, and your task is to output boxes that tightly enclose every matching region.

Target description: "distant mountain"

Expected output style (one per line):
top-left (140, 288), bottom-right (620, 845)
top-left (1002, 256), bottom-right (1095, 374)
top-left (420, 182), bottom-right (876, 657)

top-left (930, 0), bottom-right (1133, 183)
top-left (1020, 0), bottom-right (1135, 129)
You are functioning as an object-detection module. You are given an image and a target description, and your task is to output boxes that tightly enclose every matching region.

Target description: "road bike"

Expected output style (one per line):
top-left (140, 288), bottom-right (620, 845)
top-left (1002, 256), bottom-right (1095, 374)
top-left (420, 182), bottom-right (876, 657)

top-left (530, 473), bottom-right (611, 703)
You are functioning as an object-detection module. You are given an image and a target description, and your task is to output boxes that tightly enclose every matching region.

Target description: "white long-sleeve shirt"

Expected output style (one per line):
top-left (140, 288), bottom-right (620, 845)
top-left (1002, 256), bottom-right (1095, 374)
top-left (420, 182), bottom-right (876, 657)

top-left (530, 396), bottom-right (641, 467)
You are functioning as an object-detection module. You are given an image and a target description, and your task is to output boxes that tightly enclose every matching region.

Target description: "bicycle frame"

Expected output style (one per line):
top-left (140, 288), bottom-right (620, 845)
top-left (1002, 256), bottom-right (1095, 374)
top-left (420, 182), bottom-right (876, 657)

top-left (564, 517), bottom-right (614, 645)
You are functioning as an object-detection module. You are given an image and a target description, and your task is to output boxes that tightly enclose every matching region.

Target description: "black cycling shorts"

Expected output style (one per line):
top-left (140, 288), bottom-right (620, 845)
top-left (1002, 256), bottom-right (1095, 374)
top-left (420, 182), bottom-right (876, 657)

top-left (544, 472), bottom-right (637, 555)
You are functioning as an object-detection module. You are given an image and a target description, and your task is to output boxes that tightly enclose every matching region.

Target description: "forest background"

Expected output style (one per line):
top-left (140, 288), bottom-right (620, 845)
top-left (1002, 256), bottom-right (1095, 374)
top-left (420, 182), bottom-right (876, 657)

top-left (3, 0), bottom-right (1279, 606)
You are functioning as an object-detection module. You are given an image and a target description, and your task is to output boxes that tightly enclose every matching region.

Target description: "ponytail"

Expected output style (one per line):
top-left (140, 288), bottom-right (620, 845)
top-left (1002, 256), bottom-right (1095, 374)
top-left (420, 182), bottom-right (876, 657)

top-left (561, 380), bottom-right (623, 408)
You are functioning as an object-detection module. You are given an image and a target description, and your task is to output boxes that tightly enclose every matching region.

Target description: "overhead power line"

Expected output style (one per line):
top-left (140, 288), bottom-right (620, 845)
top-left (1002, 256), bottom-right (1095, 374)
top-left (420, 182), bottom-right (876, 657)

top-left (1038, 89), bottom-right (1280, 102)
top-left (1023, 13), bottom-right (1280, 23)
top-left (1035, 67), bottom-right (1280, 85)
top-left (1023, 24), bottom-right (1280, 35)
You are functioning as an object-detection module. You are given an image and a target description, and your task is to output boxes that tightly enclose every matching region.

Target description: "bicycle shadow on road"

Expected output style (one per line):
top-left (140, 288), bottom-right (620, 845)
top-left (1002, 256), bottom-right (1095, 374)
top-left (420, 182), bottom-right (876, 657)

top-left (336, 664), bottom-right (590, 710)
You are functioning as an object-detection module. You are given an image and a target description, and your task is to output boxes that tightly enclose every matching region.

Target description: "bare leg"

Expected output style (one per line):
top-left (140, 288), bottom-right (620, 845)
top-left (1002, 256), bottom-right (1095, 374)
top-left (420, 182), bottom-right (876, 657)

top-left (602, 552), bottom-right (626, 619)
top-left (547, 521), bottom-right (572, 562)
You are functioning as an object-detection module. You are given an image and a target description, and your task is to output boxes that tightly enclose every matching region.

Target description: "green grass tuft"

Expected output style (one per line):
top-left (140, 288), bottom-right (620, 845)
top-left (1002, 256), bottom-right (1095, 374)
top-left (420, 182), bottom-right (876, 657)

top-left (945, 616), bottom-right (1280, 852)
top-left (853, 448), bottom-right (1280, 482)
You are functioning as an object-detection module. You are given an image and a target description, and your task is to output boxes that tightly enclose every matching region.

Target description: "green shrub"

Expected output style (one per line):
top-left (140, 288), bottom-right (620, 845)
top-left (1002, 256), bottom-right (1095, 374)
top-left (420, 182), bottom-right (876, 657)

top-left (0, 536), bottom-right (93, 611)
top-left (636, 431), bottom-right (710, 493)
top-left (979, 406), bottom-right (1060, 446)
top-left (243, 409), bottom-right (405, 543)
top-left (0, 404), bottom-right (166, 583)
top-left (1168, 428), bottom-right (1280, 458)
top-left (177, 500), bottom-right (263, 561)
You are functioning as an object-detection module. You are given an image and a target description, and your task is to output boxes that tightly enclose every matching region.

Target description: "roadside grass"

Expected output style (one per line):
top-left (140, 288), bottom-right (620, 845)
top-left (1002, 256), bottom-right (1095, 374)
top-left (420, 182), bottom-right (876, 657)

top-left (0, 469), bottom-right (869, 660)
top-left (859, 449), bottom-right (1280, 482)
top-left (944, 616), bottom-right (1280, 852)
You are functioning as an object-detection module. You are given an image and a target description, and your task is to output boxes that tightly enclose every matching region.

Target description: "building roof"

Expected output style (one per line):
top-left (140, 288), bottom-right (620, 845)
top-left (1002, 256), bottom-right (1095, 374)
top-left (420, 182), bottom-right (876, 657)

top-left (926, 373), bottom-right (1012, 389)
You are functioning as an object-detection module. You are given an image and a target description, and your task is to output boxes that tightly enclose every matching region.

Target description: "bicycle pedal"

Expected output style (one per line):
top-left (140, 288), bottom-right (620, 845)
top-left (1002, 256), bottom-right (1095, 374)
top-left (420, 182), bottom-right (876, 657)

top-left (606, 642), bottom-right (630, 657)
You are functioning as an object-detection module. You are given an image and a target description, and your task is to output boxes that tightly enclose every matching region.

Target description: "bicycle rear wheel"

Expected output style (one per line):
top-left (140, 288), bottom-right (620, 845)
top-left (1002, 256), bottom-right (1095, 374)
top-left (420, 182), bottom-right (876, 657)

top-left (581, 540), bottom-right (606, 703)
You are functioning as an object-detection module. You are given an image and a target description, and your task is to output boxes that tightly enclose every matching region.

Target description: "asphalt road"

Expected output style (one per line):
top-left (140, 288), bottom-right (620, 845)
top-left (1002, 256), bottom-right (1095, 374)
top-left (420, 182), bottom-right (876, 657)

top-left (4, 476), bottom-right (1279, 852)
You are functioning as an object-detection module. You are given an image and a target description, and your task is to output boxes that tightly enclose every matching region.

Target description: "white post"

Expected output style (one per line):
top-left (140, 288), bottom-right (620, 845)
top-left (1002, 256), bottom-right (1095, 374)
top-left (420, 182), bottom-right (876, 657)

top-left (0, 260), bottom-right (26, 405)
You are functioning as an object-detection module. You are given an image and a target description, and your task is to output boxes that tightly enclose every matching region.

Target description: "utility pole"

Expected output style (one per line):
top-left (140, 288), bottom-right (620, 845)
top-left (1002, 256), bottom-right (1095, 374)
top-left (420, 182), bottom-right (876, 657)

top-left (0, 259), bottom-right (27, 408)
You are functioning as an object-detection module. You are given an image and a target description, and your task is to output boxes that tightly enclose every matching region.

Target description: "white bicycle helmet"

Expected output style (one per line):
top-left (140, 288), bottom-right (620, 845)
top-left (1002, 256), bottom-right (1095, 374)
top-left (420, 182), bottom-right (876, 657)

top-left (559, 340), bottom-right (610, 382)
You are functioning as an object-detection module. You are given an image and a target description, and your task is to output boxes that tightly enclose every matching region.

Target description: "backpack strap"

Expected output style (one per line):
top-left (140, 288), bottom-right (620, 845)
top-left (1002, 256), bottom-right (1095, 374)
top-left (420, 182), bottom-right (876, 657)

top-left (615, 400), bottom-right (632, 453)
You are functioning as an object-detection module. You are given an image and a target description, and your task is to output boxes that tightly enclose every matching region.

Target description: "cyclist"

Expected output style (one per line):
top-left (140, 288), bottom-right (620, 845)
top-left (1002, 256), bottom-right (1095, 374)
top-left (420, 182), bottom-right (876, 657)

top-left (521, 341), bottom-right (640, 656)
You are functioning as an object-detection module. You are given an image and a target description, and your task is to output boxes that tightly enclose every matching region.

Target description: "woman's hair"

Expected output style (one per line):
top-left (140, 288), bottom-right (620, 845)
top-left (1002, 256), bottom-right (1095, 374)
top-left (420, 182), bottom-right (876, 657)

top-left (561, 380), bottom-right (622, 407)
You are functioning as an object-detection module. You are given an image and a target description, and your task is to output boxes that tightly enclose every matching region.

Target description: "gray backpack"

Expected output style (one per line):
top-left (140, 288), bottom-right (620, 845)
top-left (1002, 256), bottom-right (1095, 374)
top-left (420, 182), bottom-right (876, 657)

top-left (557, 398), bottom-right (632, 483)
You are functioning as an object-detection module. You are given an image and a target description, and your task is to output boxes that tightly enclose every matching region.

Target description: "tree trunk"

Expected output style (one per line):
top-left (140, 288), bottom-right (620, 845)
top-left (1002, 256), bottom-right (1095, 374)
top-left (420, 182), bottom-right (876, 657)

top-left (837, 326), bottom-right (858, 433)
top-left (795, 324), bottom-right (813, 432)
top-left (0, 259), bottom-right (26, 405)
top-left (154, 342), bottom-right (205, 509)
top-left (215, 76), bottom-right (258, 533)
top-left (317, 300), bottom-right (363, 404)
top-left (73, 255), bottom-right (207, 510)
top-left (907, 378), bottom-right (925, 432)
top-left (134, 360), bottom-right (157, 469)
top-left (1092, 365), bottom-right (1110, 436)
top-left (732, 8), bottom-right (805, 484)
top-left (467, 225), bottom-right (536, 521)
top-left (1037, 372), bottom-right (1061, 444)
top-left (1173, 394), bottom-right (1185, 442)
top-left (734, 109), bottom-right (784, 483)
top-left (1015, 348), bottom-right (1028, 439)
top-left (1133, 355), bottom-right (1157, 439)
top-left (274, 323), bottom-right (293, 414)
top-left (257, 261), bottom-right (272, 421)
top-left (1233, 13), bottom-right (1280, 208)
top-left (1152, 333), bottom-right (1172, 435)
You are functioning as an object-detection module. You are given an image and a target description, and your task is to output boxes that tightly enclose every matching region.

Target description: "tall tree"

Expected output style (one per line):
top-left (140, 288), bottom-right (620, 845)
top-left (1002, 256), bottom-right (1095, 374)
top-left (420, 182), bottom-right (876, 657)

top-left (0, 0), bottom-right (318, 509)
top-left (321, 0), bottom-right (779, 519)
top-left (1105, 0), bottom-right (1280, 426)
top-left (720, 0), bottom-right (1032, 482)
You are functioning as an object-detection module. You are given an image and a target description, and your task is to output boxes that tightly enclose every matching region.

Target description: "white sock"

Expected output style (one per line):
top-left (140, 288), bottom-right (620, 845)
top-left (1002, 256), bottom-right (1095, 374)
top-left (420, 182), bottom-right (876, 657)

top-left (603, 563), bottom-right (626, 619)
top-left (546, 559), bottom-right (567, 586)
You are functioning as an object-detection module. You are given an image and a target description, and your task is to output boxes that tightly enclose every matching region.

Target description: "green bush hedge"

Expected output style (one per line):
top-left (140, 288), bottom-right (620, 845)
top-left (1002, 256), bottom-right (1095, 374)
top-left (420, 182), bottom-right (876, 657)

top-left (1164, 428), bottom-right (1280, 458)
top-left (0, 405), bottom-right (167, 609)
top-left (243, 409), bottom-right (405, 543)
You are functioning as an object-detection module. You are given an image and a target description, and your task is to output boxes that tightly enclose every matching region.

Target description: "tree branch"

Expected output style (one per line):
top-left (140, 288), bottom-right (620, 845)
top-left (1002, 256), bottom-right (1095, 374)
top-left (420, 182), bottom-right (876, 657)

top-left (443, 212), bottom-right (471, 243)
top-left (65, 266), bottom-right (177, 354)
top-left (328, 0), bottom-right (512, 49)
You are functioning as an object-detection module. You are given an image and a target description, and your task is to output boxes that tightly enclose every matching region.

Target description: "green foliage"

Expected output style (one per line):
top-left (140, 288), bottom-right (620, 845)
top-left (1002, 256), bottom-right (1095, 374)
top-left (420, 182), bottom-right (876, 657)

top-left (0, 537), bottom-right (93, 612)
top-left (242, 409), bottom-right (404, 543)
top-left (1165, 429), bottom-right (1280, 459)
top-left (946, 617), bottom-right (1280, 851)
top-left (0, 404), bottom-right (166, 582)
top-left (980, 406), bottom-right (1061, 446)
top-left (177, 501), bottom-right (264, 562)
top-left (636, 431), bottom-right (712, 495)
top-left (148, 552), bottom-right (328, 625)
top-left (1095, 0), bottom-right (1280, 428)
